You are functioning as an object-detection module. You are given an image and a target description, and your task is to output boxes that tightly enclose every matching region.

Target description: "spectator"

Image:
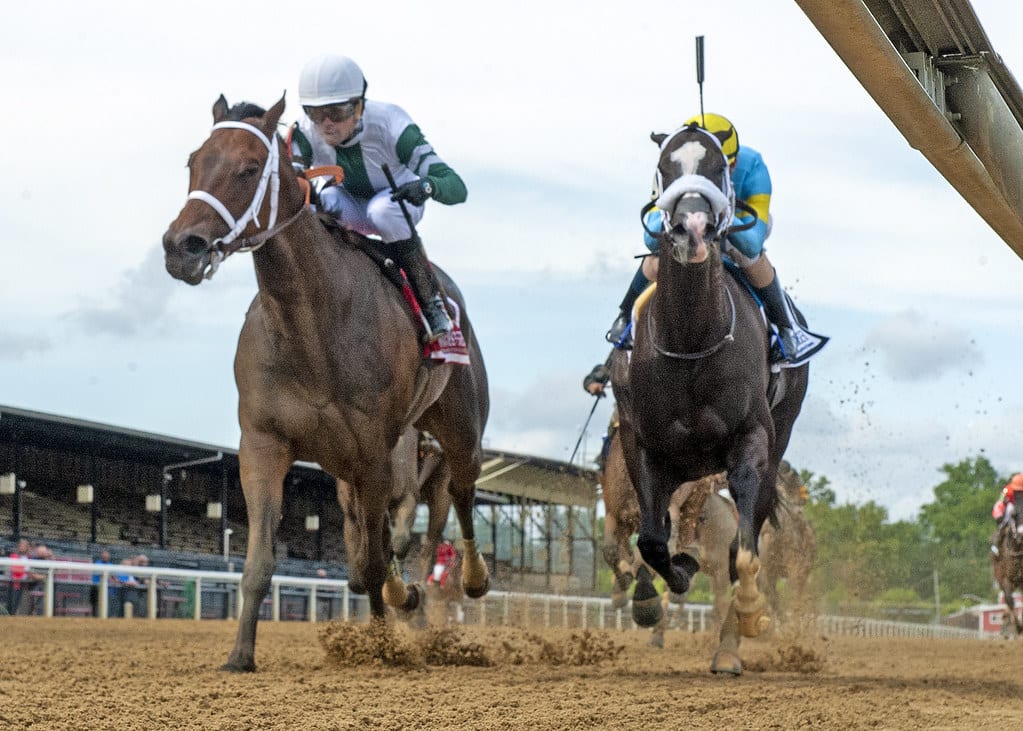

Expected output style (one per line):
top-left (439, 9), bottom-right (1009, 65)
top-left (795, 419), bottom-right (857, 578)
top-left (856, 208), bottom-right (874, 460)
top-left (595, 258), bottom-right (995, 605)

top-left (16, 544), bottom-right (52, 616)
top-left (7, 539), bottom-right (30, 614)
top-left (90, 549), bottom-right (114, 617)
top-left (116, 556), bottom-right (144, 618)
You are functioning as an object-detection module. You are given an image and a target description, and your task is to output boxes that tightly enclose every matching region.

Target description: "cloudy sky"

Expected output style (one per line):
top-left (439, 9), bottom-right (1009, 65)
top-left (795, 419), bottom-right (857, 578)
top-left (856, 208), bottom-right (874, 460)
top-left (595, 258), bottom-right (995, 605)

top-left (2, 1), bottom-right (1021, 521)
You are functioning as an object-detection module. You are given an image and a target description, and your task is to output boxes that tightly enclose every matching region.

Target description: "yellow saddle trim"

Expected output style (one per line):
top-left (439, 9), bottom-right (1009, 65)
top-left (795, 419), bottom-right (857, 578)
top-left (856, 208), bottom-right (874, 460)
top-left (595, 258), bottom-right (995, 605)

top-left (632, 282), bottom-right (657, 323)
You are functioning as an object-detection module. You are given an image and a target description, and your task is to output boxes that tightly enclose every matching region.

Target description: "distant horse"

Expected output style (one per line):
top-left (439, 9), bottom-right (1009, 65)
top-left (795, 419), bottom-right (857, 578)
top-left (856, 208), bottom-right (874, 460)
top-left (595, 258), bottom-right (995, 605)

top-left (758, 460), bottom-right (817, 624)
top-left (992, 493), bottom-right (1023, 635)
top-left (599, 429), bottom-right (733, 645)
top-left (162, 95), bottom-right (490, 672)
top-left (611, 123), bottom-right (809, 675)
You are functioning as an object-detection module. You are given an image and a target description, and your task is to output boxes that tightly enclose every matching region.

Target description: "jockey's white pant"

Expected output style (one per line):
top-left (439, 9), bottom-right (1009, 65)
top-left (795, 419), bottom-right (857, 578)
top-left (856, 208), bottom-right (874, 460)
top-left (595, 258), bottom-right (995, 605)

top-left (328, 187), bottom-right (424, 243)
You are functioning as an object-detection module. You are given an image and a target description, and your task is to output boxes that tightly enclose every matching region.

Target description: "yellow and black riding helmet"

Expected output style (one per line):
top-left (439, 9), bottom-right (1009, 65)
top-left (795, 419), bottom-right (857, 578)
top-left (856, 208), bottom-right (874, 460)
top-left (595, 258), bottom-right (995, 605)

top-left (684, 113), bottom-right (739, 165)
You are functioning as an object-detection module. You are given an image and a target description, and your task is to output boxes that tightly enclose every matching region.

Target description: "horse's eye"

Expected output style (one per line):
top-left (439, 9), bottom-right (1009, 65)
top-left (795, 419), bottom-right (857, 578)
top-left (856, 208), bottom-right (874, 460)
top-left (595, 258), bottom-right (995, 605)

top-left (239, 163), bottom-right (260, 179)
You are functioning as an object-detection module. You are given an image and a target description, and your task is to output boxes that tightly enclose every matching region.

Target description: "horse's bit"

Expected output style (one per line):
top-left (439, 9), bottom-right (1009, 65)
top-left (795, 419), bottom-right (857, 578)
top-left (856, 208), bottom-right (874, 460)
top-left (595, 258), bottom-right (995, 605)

top-left (186, 120), bottom-right (303, 279)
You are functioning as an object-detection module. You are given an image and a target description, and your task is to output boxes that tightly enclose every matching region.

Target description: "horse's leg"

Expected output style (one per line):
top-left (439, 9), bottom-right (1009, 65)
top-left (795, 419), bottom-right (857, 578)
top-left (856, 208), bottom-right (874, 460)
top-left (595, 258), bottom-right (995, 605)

top-left (632, 563), bottom-right (663, 628)
top-left (601, 511), bottom-right (633, 609)
top-left (426, 429), bottom-right (489, 600)
top-left (727, 429), bottom-right (773, 638)
top-left (389, 429), bottom-right (420, 562)
top-left (419, 450), bottom-right (452, 584)
top-left (635, 449), bottom-right (692, 595)
top-left (222, 432), bottom-right (292, 672)
top-left (710, 600), bottom-right (743, 676)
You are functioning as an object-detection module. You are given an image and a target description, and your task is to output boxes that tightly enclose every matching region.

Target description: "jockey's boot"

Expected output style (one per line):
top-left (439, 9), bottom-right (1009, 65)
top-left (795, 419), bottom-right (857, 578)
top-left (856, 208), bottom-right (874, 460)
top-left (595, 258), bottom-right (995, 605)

top-left (394, 239), bottom-right (452, 342)
top-left (753, 269), bottom-right (829, 367)
top-left (605, 265), bottom-right (651, 348)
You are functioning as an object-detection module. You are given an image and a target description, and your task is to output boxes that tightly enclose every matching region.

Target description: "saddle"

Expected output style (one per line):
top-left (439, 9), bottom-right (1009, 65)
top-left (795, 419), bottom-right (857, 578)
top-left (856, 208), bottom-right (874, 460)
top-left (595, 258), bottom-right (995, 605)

top-left (317, 213), bottom-right (469, 364)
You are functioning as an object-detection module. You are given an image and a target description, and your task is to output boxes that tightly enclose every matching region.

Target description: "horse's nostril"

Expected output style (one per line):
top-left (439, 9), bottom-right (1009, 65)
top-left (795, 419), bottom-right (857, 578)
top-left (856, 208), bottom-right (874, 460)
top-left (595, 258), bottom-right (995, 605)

top-left (183, 235), bottom-right (210, 256)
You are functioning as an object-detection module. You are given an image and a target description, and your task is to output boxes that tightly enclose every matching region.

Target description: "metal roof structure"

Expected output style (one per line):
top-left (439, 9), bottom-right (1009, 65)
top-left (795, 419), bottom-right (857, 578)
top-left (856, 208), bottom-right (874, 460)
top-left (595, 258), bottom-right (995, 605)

top-left (797, 0), bottom-right (1023, 258)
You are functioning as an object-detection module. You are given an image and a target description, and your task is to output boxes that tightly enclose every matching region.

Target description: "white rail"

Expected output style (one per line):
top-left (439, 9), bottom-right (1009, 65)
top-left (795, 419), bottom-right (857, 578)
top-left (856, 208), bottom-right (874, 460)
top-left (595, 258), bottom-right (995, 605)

top-left (0, 557), bottom-right (991, 640)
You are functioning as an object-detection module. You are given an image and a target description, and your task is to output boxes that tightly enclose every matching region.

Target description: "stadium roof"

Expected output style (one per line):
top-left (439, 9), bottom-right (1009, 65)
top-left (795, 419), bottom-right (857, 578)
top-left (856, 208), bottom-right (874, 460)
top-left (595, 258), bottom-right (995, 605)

top-left (0, 404), bottom-right (597, 508)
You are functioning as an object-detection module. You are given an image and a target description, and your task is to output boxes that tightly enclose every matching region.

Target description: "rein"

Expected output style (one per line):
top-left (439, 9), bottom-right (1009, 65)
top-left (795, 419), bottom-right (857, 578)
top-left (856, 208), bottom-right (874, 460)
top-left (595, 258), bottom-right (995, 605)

top-left (186, 120), bottom-right (305, 279)
top-left (647, 285), bottom-right (736, 360)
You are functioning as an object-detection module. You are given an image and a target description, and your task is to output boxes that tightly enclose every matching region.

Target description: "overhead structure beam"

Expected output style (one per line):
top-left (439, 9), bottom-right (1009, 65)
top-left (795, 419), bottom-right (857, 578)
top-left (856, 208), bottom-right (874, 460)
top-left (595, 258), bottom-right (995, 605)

top-left (796, 0), bottom-right (1023, 258)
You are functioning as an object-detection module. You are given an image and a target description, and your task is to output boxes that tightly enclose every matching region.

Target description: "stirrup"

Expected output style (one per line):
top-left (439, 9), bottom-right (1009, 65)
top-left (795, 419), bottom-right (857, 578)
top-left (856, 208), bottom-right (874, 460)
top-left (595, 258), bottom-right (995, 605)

top-left (605, 314), bottom-right (633, 350)
top-left (772, 326), bottom-right (828, 368)
top-left (422, 295), bottom-right (452, 343)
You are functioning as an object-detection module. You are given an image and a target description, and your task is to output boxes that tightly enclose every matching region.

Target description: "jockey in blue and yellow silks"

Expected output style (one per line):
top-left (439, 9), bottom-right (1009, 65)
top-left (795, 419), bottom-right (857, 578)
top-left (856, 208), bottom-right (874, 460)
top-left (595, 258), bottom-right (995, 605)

top-left (605, 113), bottom-right (827, 367)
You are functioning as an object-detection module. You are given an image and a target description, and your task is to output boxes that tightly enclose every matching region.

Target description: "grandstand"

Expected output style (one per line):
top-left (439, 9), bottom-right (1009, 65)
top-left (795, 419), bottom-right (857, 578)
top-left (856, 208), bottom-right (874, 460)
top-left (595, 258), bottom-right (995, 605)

top-left (0, 404), bottom-right (600, 592)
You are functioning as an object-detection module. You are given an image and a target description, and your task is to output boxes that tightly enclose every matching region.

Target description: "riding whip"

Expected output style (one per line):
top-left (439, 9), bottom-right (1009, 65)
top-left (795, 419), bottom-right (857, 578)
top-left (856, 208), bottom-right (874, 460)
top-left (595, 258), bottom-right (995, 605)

top-left (569, 395), bottom-right (602, 466)
top-left (695, 35), bottom-right (706, 125)
top-left (381, 163), bottom-right (422, 247)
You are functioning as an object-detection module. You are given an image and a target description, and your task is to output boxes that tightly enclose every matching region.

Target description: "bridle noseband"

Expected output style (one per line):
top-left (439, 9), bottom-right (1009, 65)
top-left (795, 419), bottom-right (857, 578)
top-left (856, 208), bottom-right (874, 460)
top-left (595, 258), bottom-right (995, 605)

top-left (186, 120), bottom-right (304, 279)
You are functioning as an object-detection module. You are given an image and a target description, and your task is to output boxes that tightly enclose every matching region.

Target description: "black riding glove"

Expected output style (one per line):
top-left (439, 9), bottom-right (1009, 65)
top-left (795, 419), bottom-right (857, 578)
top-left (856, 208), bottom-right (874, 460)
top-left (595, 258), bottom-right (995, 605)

top-left (390, 178), bottom-right (434, 207)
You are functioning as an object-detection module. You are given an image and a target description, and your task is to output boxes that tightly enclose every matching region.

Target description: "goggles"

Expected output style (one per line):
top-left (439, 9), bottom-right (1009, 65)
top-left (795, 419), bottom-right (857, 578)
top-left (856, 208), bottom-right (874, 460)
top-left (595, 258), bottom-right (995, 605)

top-left (304, 101), bottom-right (359, 124)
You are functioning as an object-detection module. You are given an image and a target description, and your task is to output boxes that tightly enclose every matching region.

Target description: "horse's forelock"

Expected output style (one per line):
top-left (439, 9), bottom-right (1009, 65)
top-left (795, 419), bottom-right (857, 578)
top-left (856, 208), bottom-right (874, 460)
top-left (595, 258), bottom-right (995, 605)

top-left (226, 102), bottom-right (267, 121)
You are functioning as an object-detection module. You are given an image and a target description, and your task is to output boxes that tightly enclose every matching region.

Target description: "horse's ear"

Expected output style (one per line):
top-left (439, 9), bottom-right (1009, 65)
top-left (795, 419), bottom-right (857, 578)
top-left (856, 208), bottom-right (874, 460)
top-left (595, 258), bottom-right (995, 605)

top-left (263, 92), bottom-right (286, 133)
top-left (651, 132), bottom-right (667, 146)
top-left (213, 95), bottom-right (229, 123)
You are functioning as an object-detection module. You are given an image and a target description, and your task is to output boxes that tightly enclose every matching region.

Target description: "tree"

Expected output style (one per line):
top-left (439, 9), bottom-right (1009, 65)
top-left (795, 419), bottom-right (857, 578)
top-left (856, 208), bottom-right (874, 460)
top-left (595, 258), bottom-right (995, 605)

top-left (918, 456), bottom-right (1004, 601)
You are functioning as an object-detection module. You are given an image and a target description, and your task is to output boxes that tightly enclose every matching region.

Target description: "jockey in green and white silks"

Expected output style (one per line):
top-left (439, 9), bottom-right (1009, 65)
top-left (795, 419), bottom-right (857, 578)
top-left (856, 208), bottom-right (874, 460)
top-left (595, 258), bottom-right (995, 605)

top-left (289, 53), bottom-right (466, 342)
top-left (289, 101), bottom-right (466, 242)
top-left (603, 113), bottom-right (827, 367)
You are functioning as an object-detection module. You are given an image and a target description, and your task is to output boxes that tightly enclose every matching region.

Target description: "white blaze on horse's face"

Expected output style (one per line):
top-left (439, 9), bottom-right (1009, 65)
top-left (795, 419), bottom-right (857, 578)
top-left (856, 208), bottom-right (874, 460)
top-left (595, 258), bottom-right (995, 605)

top-left (669, 141), bottom-right (708, 177)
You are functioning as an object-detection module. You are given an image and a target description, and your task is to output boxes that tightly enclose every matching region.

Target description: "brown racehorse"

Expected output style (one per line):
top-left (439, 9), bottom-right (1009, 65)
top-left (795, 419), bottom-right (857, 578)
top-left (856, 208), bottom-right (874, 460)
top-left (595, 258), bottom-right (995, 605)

top-left (611, 124), bottom-right (808, 675)
top-left (162, 95), bottom-right (490, 672)
top-left (992, 493), bottom-right (1023, 635)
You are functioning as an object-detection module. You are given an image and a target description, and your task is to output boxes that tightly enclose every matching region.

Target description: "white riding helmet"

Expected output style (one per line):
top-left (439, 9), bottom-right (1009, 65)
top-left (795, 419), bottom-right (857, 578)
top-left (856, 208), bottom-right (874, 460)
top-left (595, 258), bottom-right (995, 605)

top-left (299, 54), bottom-right (366, 107)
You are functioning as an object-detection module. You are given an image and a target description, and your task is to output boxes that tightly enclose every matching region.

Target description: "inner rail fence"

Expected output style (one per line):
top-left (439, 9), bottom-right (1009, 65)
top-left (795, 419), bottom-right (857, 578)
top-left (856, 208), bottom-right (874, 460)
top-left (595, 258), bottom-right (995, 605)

top-left (0, 557), bottom-right (994, 640)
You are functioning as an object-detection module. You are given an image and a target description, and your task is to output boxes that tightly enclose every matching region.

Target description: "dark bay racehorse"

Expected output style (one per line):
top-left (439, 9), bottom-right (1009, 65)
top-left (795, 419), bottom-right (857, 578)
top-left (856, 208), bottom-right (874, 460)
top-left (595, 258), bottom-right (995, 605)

top-left (162, 95), bottom-right (490, 672)
top-left (992, 493), bottom-right (1023, 635)
top-left (611, 123), bottom-right (808, 674)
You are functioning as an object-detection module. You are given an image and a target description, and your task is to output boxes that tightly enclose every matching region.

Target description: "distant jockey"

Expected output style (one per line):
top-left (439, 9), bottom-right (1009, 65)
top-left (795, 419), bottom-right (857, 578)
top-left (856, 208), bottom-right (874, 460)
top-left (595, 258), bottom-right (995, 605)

top-left (991, 473), bottom-right (1023, 556)
top-left (429, 539), bottom-right (458, 587)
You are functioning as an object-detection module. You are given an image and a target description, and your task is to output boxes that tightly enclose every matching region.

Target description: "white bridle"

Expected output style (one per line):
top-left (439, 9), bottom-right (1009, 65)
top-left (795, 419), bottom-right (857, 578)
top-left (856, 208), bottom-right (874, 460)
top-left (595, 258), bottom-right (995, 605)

top-left (186, 120), bottom-right (281, 277)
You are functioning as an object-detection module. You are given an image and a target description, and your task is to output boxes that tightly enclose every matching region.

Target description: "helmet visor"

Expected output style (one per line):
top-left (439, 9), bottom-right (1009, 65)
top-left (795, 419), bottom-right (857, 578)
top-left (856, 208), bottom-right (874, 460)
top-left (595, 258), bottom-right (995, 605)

top-left (304, 101), bottom-right (359, 124)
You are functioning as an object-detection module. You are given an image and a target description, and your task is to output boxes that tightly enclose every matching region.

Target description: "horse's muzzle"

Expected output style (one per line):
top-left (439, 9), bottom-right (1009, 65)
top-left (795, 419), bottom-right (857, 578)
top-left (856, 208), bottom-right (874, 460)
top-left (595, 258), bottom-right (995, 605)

top-left (162, 229), bottom-right (213, 286)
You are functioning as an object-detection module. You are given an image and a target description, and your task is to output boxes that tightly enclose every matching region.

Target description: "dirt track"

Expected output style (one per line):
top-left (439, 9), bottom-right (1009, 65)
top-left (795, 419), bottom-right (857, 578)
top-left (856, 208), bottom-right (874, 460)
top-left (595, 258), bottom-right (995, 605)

top-left (1, 617), bottom-right (1021, 730)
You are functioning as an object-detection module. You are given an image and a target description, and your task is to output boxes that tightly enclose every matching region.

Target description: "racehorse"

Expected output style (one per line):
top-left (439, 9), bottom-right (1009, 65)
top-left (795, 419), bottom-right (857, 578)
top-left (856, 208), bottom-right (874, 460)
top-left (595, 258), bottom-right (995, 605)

top-left (162, 95), bottom-right (490, 672)
top-left (758, 460), bottom-right (817, 624)
top-left (610, 123), bottom-right (809, 674)
top-left (599, 428), bottom-right (733, 645)
top-left (992, 492), bottom-right (1023, 635)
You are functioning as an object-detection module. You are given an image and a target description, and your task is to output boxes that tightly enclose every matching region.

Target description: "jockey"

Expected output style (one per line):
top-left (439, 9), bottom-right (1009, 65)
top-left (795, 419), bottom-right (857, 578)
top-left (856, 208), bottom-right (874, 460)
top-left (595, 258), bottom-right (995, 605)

top-left (991, 473), bottom-right (1023, 556)
top-left (289, 54), bottom-right (467, 342)
top-left (429, 539), bottom-right (458, 587)
top-left (994, 473), bottom-right (1023, 528)
top-left (604, 113), bottom-right (828, 367)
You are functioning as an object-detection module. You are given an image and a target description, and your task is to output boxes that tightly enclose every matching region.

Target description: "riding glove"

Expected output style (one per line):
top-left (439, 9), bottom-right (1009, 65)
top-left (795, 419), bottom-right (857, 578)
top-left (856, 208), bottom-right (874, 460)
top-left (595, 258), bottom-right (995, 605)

top-left (391, 178), bottom-right (434, 207)
top-left (318, 185), bottom-right (346, 219)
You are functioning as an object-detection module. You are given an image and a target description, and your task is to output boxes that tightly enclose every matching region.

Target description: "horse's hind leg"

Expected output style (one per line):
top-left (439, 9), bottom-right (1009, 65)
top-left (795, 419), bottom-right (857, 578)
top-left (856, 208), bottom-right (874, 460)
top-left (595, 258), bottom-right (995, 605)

top-left (419, 450), bottom-right (453, 584)
top-left (223, 432), bottom-right (292, 673)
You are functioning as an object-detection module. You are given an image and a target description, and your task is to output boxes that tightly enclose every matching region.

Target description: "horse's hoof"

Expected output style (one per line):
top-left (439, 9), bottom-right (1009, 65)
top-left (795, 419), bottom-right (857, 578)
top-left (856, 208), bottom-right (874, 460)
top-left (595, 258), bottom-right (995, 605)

top-left (710, 649), bottom-right (742, 676)
top-left (632, 595), bottom-right (663, 628)
top-left (648, 632), bottom-right (665, 649)
top-left (400, 582), bottom-right (422, 613)
top-left (220, 661), bottom-right (255, 673)
top-left (610, 590), bottom-right (629, 610)
top-left (463, 574), bottom-right (490, 599)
